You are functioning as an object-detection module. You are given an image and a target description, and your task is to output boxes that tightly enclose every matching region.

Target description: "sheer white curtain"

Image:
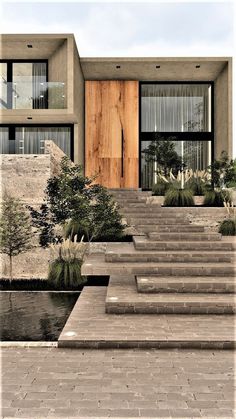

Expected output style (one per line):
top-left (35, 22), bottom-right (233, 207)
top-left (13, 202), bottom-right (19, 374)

top-left (32, 63), bottom-right (47, 109)
top-left (15, 127), bottom-right (71, 156)
top-left (141, 84), bottom-right (210, 132)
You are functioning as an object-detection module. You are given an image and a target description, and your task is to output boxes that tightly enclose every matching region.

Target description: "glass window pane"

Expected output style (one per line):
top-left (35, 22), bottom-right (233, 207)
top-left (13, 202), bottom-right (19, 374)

top-left (0, 63), bottom-right (8, 109)
top-left (141, 84), bottom-right (211, 133)
top-left (141, 140), bottom-right (211, 189)
top-left (15, 127), bottom-right (71, 157)
top-left (0, 127), bottom-right (9, 153)
top-left (13, 63), bottom-right (47, 109)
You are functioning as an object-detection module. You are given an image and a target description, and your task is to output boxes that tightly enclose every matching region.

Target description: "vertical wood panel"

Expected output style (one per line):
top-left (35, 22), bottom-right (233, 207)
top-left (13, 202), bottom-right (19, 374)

top-left (85, 80), bottom-right (139, 188)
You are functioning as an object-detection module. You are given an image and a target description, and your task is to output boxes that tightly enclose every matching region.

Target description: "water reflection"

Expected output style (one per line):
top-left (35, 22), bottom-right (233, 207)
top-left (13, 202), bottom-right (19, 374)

top-left (0, 292), bottom-right (78, 341)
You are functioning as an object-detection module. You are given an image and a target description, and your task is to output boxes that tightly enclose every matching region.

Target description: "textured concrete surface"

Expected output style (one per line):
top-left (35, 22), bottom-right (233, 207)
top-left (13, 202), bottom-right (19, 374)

top-left (1, 347), bottom-right (235, 418)
top-left (58, 287), bottom-right (235, 349)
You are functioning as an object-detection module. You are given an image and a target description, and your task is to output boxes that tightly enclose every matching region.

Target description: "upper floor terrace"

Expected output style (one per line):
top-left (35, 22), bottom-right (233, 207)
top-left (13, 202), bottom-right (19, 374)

top-left (0, 34), bottom-right (83, 124)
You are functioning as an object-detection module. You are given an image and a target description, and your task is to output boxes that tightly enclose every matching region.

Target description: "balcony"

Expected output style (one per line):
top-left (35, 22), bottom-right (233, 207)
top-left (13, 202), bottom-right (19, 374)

top-left (0, 81), bottom-right (66, 109)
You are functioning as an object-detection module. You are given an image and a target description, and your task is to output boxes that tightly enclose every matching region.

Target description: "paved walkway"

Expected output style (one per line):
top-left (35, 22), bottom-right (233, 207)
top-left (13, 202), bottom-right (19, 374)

top-left (1, 347), bottom-right (235, 418)
top-left (59, 287), bottom-right (235, 349)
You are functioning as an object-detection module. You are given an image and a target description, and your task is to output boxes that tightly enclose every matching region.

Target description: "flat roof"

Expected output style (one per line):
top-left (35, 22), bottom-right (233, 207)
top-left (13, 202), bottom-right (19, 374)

top-left (80, 57), bottom-right (231, 81)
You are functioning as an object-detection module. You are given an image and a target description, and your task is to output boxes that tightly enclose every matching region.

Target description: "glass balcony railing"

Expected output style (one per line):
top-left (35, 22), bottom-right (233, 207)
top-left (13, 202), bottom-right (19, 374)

top-left (0, 81), bottom-right (66, 109)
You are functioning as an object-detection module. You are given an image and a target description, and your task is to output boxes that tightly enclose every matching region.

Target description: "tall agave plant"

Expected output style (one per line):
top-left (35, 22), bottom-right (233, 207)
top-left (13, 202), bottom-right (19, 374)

top-left (48, 236), bottom-right (88, 289)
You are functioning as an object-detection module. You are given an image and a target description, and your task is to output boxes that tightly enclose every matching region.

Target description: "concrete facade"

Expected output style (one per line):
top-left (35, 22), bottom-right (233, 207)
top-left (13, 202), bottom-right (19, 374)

top-left (0, 34), bottom-right (233, 170)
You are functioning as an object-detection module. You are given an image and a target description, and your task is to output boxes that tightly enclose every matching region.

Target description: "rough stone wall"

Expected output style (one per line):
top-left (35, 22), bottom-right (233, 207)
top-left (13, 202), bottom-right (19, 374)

top-left (0, 154), bottom-right (50, 205)
top-left (0, 141), bottom-right (66, 205)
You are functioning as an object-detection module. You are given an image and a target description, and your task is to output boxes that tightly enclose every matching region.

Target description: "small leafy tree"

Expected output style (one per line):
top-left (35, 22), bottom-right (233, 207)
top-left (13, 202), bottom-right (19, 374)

top-left (142, 135), bottom-right (183, 176)
top-left (0, 195), bottom-right (32, 281)
top-left (29, 157), bottom-right (125, 246)
top-left (209, 151), bottom-right (236, 188)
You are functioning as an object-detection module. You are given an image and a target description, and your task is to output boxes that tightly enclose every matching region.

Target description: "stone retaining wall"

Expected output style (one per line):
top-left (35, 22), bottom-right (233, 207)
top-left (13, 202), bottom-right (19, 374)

top-left (0, 141), bottom-right (66, 205)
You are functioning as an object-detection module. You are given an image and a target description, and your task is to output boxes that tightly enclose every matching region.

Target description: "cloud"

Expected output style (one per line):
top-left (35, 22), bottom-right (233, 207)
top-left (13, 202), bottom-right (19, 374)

top-left (0, 2), bottom-right (234, 56)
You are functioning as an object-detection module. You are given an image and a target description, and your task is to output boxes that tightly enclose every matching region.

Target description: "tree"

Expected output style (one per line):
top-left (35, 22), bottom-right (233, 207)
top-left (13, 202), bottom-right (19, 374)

top-left (142, 135), bottom-right (183, 177)
top-left (29, 157), bottom-right (125, 246)
top-left (209, 151), bottom-right (236, 188)
top-left (0, 195), bottom-right (32, 282)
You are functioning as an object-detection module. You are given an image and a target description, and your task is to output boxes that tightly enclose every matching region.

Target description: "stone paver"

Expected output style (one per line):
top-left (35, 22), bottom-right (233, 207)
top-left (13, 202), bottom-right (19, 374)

top-left (58, 287), bottom-right (235, 349)
top-left (1, 347), bottom-right (235, 418)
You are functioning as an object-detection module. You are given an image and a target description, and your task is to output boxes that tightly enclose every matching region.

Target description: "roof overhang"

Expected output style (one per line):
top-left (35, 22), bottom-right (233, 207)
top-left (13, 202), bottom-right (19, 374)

top-left (80, 57), bottom-right (231, 81)
top-left (0, 34), bottom-right (74, 59)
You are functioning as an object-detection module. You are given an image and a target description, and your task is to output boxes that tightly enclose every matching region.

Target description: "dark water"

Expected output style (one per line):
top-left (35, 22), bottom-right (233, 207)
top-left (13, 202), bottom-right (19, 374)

top-left (0, 292), bottom-right (79, 341)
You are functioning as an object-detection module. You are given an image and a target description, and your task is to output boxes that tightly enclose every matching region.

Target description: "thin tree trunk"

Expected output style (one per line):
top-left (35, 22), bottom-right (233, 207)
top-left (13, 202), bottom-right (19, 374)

top-left (9, 255), bottom-right (13, 284)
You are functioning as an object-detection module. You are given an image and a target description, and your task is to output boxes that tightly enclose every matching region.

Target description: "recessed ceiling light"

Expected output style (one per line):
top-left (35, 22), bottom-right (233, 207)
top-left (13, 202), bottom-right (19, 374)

top-left (116, 65), bottom-right (121, 69)
top-left (27, 44), bottom-right (33, 48)
top-left (196, 65), bottom-right (201, 68)
top-left (156, 65), bottom-right (161, 69)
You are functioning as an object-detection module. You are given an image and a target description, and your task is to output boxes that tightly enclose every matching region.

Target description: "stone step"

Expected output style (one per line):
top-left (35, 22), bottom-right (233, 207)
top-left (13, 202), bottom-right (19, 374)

top-left (148, 232), bottom-right (222, 241)
top-left (140, 225), bottom-right (205, 232)
top-left (133, 236), bottom-right (235, 251)
top-left (106, 276), bottom-right (236, 315)
top-left (58, 287), bottom-right (235, 349)
top-left (136, 225), bottom-right (204, 233)
top-left (128, 218), bottom-right (190, 225)
top-left (105, 250), bottom-right (234, 263)
top-left (82, 255), bottom-right (235, 277)
top-left (136, 276), bottom-right (235, 294)
top-left (121, 207), bottom-right (192, 214)
top-left (127, 213), bottom-right (186, 220)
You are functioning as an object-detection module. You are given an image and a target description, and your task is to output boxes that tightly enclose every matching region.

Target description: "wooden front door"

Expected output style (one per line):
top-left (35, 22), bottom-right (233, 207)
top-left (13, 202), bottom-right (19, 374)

top-left (85, 80), bottom-right (139, 188)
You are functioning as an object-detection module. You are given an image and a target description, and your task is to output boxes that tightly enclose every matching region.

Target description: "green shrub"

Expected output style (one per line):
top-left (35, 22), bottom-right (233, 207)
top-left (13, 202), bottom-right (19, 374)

top-left (152, 179), bottom-right (169, 196)
top-left (186, 177), bottom-right (205, 196)
top-left (48, 237), bottom-right (87, 288)
top-left (164, 187), bottom-right (194, 207)
top-left (64, 219), bottom-right (125, 242)
top-left (219, 219), bottom-right (236, 236)
top-left (203, 190), bottom-right (231, 207)
top-left (48, 259), bottom-right (86, 288)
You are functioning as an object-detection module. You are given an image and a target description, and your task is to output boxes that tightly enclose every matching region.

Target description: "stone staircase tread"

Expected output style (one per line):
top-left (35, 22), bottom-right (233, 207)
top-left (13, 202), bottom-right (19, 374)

top-left (106, 276), bottom-right (236, 314)
top-left (136, 275), bottom-right (235, 284)
top-left (83, 254), bottom-right (234, 268)
top-left (136, 276), bottom-right (235, 293)
top-left (106, 242), bottom-right (235, 255)
top-left (82, 254), bottom-right (235, 276)
top-left (58, 287), bottom-right (235, 349)
top-left (133, 236), bottom-right (235, 250)
top-left (107, 276), bottom-right (235, 303)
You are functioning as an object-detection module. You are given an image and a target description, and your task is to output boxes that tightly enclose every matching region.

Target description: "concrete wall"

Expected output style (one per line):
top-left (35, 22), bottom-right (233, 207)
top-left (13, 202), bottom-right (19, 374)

top-left (48, 39), bottom-right (68, 109)
top-left (214, 61), bottom-right (233, 159)
top-left (73, 39), bottom-right (85, 166)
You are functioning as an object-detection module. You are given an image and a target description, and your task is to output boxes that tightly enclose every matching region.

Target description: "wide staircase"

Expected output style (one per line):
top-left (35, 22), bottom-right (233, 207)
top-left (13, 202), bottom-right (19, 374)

top-left (59, 189), bottom-right (236, 349)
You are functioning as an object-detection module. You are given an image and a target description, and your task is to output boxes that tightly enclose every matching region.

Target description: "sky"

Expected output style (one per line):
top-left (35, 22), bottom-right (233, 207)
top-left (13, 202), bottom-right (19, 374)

top-left (0, 1), bottom-right (234, 57)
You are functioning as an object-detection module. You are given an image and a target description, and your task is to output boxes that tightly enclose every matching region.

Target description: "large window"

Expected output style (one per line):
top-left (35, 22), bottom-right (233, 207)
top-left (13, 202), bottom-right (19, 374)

top-left (0, 126), bottom-right (72, 158)
top-left (0, 61), bottom-right (65, 109)
top-left (141, 140), bottom-right (212, 190)
top-left (140, 82), bottom-right (213, 189)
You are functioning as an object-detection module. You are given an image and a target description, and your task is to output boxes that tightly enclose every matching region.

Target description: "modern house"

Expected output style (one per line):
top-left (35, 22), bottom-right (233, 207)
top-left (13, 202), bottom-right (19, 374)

top-left (0, 34), bottom-right (233, 189)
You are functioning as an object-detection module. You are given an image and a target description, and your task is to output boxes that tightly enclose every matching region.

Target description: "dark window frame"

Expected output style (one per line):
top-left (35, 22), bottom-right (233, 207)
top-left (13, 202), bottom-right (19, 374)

top-left (139, 81), bottom-right (214, 189)
top-left (0, 123), bottom-right (74, 161)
